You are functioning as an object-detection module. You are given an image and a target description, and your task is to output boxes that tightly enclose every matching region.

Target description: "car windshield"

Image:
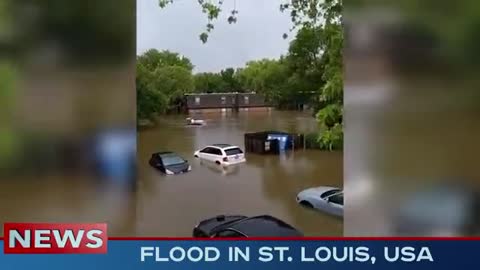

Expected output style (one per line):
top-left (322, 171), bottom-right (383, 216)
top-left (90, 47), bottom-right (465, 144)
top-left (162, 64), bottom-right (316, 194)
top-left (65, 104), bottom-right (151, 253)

top-left (328, 192), bottom-right (344, 205)
top-left (161, 154), bottom-right (185, 166)
top-left (320, 189), bottom-right (341, 199)
top-left (225, 148), bottom-right (243, 156)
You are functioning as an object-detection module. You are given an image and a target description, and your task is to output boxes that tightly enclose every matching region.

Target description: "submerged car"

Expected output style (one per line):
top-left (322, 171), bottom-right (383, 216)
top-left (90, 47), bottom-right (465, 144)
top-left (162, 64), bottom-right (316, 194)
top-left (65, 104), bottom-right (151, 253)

top-left (193, 215), bottom-right (303, 237)
top-left (194, 144), bottom-right (246, 166)
top-left (149, 152), bottom-right (191, 175)
top-left (296, 186), bottom-right (344, 217)
top-left (186, 117), bottom-right (206, 126)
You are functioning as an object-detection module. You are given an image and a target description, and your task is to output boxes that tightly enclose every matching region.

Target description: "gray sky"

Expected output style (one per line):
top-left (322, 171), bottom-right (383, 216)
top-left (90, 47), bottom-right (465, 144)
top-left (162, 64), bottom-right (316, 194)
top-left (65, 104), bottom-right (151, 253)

top-left (137, 0), bottom-right (295, 73)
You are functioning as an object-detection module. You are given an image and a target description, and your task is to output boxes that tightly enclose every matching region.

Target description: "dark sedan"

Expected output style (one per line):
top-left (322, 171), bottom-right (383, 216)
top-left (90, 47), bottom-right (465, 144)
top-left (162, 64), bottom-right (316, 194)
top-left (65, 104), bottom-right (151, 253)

top-left (193, 215), bottom-right (303, 237)
top-left (149, 152), bottom-right (191, 175)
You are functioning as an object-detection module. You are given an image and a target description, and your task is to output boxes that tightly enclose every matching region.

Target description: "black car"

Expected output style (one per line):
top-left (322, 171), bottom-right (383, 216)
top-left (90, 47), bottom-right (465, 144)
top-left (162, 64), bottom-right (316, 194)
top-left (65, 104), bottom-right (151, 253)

top-left (193, 215), bottom-right (303, 237)
top-left (149, 152), bottom-right (191, 175)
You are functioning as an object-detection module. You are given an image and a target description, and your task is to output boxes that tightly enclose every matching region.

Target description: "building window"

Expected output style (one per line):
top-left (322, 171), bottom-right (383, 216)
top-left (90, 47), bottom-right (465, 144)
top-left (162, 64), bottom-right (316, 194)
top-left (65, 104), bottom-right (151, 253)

top-left (221, 96), bottom-right (226, 105)
top-left (244, 96), bottom-right (249, 104)
top-left (195, 97), bottom-right (201, 105)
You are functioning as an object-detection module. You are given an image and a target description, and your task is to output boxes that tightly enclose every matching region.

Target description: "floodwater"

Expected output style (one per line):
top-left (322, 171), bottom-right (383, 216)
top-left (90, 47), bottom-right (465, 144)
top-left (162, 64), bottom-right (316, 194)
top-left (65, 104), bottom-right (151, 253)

top-left (0, 110), bottom-right (341, 237)
top-left (137, 110), bottom-right (343, 236)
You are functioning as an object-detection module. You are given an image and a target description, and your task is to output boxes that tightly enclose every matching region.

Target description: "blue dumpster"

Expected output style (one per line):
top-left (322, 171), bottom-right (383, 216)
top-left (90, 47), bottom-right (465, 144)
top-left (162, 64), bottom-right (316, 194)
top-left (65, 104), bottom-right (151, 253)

top-left (245, 131), bottom-right (302, 154)
top-left (267, 134), bottom-right (290, 152)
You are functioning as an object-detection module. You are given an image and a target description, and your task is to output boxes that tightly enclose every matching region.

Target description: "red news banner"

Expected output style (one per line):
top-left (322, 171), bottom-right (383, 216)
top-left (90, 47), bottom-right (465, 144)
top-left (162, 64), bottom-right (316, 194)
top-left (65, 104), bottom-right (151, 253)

top-left (3, 223), bottom-right (108, 254)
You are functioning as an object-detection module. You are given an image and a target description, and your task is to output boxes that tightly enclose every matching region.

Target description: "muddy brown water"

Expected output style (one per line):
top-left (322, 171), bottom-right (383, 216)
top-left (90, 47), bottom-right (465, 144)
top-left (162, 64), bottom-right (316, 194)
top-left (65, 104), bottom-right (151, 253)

top-left (137, 110), bottom-right (343, 236)
top-left (0, 110), bottom-right (342, 237)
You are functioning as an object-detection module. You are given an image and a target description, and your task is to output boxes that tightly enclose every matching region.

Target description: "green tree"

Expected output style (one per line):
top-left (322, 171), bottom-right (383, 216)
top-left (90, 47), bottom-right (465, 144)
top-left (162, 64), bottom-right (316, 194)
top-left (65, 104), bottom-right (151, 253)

top-left (287, 26), bottom-right (323, 77)
top-left (154, 66), bottom-right (195, 109)
top-left (193, 68), bottom-right (242, 93)
top-left (315, 0), bottom-right (343, 150)
top-left (220, 68), bottom-right (240, 91)
top-left (136, 62), bottom-right (167, 122)
top-left (236, 59), bottom-right (289, 104)
top-left (194, 72), bottom-right (227, 93)
top-left (136, 49), bottom-right (195, 124)
top-left (137, 49), bottom-right (194, 72)
top-left (284, 26), bottom-right (326, 110)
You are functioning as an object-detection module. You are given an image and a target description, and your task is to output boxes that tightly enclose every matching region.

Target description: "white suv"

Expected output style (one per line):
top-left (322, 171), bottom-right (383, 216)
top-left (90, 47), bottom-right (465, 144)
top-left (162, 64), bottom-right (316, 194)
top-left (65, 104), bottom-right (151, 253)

top-left (194, 144), bottom-right (246, 166)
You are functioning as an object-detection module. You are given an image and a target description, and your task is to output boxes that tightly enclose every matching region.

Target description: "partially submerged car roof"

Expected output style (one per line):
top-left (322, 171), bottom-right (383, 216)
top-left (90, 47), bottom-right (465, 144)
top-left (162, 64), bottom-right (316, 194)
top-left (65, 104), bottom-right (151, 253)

top-left (211, 215), bottom-right (303, 237)
top-left (197, 215), bottom-right (247, 234)
top-left (153, 151), bottom-right (174, 155)
top-left (152, 151), bottom-right (182, 158)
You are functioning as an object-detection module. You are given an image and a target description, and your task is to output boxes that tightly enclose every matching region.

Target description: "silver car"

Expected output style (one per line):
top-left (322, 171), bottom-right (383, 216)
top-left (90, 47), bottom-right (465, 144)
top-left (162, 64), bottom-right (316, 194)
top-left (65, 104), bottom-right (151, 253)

top-left (296, 186), bottom-right (344, 217)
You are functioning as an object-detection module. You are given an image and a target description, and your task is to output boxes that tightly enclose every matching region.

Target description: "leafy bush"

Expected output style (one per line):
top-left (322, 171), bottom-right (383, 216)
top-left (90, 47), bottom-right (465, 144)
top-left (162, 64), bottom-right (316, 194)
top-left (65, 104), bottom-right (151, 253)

top-left (318, 123), bottom-right (343, 151)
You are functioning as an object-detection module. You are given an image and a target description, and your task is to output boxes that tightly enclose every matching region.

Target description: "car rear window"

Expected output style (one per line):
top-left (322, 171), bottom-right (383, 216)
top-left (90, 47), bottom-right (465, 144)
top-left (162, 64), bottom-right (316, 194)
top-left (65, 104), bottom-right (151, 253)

top-left (225, 148), bottom-right (243, 156)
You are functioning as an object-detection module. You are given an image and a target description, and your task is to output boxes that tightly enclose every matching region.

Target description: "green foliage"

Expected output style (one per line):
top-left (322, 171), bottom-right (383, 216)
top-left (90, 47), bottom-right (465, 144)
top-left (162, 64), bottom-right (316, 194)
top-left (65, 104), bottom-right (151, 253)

top-left (236, 58), bottom-right (290, 103)
top-left (137, 49), bottom-right (194, 72)
top-left (315, 0), bottom-right (343, 151)
top-left (136, 49), bottom-right (194, 124)
top-left (220, 68), bottom-right (240, 91)
top-left (317, 122), bottom-right (343, 151)
top-left (155, 66), bottom-right (195, 104)
top-left (193, 67), bottom-right (245, 93)
top-left (287, 26), bottom-right (323, 75)
top-left (194, 72), bottom-right (227, 93)
top-left (316, 104), bottom-right (342, 128)
top-left (136, 62), bottom-right (167, 120)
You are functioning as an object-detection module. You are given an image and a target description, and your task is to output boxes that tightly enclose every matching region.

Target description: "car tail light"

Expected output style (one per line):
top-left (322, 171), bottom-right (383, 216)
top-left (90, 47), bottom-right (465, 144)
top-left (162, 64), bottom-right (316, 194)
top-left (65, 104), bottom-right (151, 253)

top-left (223, 157), bottom-right (228, 162)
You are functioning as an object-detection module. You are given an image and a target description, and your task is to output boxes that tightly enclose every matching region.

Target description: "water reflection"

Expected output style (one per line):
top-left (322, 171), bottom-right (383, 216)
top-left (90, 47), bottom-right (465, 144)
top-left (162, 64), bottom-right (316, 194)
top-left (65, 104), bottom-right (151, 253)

top-left (199, 160), bottom-right (241, 176)
top-left (137, 111), bottom-right (342, 236)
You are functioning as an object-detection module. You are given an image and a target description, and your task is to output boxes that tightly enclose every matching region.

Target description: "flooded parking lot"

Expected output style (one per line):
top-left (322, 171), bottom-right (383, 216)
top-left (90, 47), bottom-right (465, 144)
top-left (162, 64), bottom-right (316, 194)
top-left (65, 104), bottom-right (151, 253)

top-left (0, 110), bottom-right (341, 237)
top-left (137, 110), bottom-right (343, 236)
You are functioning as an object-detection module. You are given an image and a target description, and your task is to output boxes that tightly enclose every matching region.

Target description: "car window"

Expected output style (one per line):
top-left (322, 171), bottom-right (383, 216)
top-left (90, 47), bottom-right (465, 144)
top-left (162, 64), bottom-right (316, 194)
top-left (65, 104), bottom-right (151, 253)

top-left (215, 229), bottom-right (244, 237)
top-left (320, 189), bottom-right (341, 199)
top-left (328, 193), bottom-right (344, 205)
top-left (161, 155), bottom-right (185, 166)
top-left (200, 147), bottom-right (213, 154)
top-left (211, 148), bottom-right (223, 156)
top-left (225, 148), bottom-right (243, 156)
